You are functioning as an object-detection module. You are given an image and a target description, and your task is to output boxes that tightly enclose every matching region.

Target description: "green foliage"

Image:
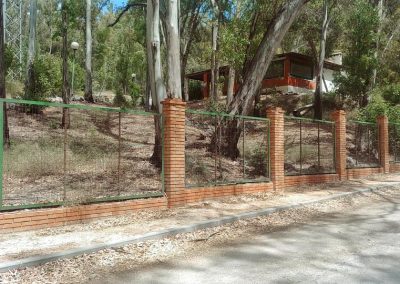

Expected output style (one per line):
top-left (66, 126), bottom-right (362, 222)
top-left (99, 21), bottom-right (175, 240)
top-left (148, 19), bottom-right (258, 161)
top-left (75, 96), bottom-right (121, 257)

top-left (4, 45), bottom-right (15, 74)
top-left (334, 0), bottom-right (379, 108)
top-left (357, 95), bottom-right (400, 124)
top-left (23, 54), bottom-right (63, 100)
top-left (380, 83), bottom-right (400, 105)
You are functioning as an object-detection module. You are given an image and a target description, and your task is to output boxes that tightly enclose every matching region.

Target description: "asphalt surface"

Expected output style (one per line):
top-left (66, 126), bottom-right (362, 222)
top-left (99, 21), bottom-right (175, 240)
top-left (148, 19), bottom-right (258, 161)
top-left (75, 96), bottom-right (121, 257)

top-left (96, 191), bottom-right (400, 284)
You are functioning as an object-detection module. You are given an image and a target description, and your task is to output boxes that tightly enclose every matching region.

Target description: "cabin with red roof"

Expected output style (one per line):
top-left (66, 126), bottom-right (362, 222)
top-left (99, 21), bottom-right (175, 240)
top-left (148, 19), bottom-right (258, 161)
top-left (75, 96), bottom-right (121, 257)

top-left (185, 52), bottom-right (342, 101)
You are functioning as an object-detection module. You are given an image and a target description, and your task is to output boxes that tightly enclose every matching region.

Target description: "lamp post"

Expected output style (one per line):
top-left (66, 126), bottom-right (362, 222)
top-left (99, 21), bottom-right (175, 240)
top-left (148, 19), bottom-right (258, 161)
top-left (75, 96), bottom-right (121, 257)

top-left (70, 41), bottom-right (79, 97)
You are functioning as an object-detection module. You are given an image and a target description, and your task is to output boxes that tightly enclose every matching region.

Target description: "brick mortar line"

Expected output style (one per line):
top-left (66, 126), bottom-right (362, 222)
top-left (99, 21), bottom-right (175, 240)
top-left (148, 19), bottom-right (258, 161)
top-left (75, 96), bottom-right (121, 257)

top-left (1, 182), bottom-right (399, 273)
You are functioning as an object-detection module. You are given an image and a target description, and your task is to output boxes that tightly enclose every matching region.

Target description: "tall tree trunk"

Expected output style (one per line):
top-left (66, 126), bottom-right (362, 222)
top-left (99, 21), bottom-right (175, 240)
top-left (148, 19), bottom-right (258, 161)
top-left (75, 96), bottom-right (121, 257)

top-left (371, 0), bottom-right (384, 89)
top-left (314, 0), bottom-right (329, 120)
top-left (226, 66), bottom-right (235, 108)
top-left (180, 3), bottom-right (201, 102)
top-left (147, 0), bottom-right (166, 167)
top-left (222, 0), bottom-right (309, 159)
top-left (61, 1), bottom-right (70, 128)
top-left (210, 1), bottom-right (220, 102)
top-left (24, 0), bottom-right (37, 99)
top-left (0, 0), bottom-right (10, 146)
top-left (166, 0), bottom-right (182, 99)
top-left (183, 77), bottom-right (189, 101)
top-left (84, 0), bottom-right (94, 102)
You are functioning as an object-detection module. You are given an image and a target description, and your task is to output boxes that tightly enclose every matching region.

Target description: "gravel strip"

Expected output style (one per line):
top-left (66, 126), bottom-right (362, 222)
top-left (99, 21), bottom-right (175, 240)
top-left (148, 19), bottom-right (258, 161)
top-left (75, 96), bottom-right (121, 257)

top-left (1, 187), bottom-right (399, 284)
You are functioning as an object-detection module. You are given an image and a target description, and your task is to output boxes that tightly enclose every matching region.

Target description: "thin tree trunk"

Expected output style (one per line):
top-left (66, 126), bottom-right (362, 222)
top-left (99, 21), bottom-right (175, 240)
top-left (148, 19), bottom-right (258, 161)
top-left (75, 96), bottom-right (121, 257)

top-left (314, 0), bottom-right (329, 120)
top-left (371, 0), bottom-right (384, 88)
top-left (180, 3), bottom-right (200, 102)
top-left (84, 0), bottom-right (94, 102)
top-left (210, 1), bottom-right (220, 102)
top-left (61, 0), bottom-right (70, 128)
top-left (183, 77), bottom-right (189, 101)
top-left (147, 0), bottom-right (166, 167)
top-left (0, 0), bottom-right (10, 146)
top-left (226, 66), bottom-right (235, 108)
top-left (24, 0), bottom-right (37, 99)
top-left (223, 0), bottom-right (309, 159)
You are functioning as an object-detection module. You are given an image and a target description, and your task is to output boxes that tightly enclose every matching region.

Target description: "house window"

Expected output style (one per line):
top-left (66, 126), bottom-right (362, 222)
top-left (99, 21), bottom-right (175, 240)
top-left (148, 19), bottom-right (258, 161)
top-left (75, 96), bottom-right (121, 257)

top-left (265, 60), bottom-right (284, 79)
top-left (290, 61), bottom-right (313, 80)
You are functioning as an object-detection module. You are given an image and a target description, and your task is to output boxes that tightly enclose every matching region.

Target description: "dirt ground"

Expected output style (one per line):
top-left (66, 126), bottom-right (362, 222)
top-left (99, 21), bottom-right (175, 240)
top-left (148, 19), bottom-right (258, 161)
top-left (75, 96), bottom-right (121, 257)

top-left (0, 174), bottom-right (399, 283)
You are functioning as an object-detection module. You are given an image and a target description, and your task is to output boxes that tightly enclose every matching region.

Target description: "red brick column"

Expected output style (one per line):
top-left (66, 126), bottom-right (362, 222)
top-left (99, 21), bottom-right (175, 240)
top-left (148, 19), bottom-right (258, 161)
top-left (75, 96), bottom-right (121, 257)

top-left (332, 110), bottom-right (347, 180)
top-left (267, 107), bottom-right (285, 191)
top-left (162, 98), bottom-right (186, 207)
top-left (377, 115), bottom-right (390, 173)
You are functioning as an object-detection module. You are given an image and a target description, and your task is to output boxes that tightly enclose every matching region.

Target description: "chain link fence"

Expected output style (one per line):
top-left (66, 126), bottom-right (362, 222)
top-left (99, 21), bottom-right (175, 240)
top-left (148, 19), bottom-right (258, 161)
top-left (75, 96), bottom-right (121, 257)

top-left (346, 121), bottom-right (380, 168)
top-left (0, 99), bottom-right (163, 210)
top-left (185, 110), bottom-right (270, 187)
top-left (284, 117), bottom-right (336, 176)
top-left (389, 123), bottom-right (400, 163)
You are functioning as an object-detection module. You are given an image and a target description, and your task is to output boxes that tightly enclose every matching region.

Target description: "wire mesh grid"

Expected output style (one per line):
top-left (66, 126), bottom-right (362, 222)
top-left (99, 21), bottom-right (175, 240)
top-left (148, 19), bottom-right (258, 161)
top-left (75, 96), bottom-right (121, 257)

top-left (0, 100), bottom-right (163, 210)
top-left (346, 121), bottom-right (380, 168)
top-left (389, 123), bottom-right (400, 164)
top-left (284, 117), bottom-right (336, 176)
top-left (185, 110), bottom-right (270, 188)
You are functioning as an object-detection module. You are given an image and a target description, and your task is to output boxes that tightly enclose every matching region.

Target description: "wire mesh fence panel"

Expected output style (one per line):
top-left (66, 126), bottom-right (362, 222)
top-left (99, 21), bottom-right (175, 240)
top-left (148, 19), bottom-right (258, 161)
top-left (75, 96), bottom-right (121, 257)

top-left (389, 123), bottom-right (400, 163)
top-left (284, 117), bottom-right (335, 176)
top-left (65, 108), bottom-right (120, 203)
top-left (3, 103), bottom-right (65, 207)
top-left (243, 119), bottom-right (270, 181)
top-left (119, 114), bottom-right (163, 196)
top-left (185, 112), bottom-right (218, 187)
top-left (346, 121), bottom-right (380, 168)
top-left (215, 116), bottom-right (245, 184)
top-left (185, 110), bottom-right (270, 187)
top-left (0, 99), bottom-right (163, 210)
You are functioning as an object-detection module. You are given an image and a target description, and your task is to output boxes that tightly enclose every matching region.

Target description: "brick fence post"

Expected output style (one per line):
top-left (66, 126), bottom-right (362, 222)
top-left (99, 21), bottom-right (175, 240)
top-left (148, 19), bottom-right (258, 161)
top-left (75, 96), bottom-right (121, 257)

top-left (267, 107), bottom-right (285, 191)
top-left (162, 98), bottom-right (186, 207)
top-left (377, 115), bottom-right (389, 173)
top-left (332, 110), bottom-right (347, 180)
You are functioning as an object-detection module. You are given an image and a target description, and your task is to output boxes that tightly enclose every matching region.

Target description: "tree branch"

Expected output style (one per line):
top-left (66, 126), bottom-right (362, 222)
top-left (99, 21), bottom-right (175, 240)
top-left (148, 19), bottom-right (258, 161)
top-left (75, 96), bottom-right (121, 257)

top-left (108, 2), bottom-right (146, 27)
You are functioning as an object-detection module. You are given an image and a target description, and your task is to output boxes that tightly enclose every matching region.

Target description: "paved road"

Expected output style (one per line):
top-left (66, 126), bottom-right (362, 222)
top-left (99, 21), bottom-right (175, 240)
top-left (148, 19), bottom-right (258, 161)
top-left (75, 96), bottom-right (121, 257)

top-left (97, 191), bottom-right (400, 283)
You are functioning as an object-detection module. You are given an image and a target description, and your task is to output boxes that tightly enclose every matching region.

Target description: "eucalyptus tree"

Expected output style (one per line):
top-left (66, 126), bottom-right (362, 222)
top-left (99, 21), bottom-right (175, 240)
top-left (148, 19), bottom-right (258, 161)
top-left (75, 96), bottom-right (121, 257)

top-left (221, 0), bottom-right (310, 159)
top-left (0, 0), bottom-right (10, 146)
top-left (85, 0), bottom-right (94, 102)
top-left (334, 0), bottom-right (379, 108)
top-left (24, 0), bottom-right (38, 100)
top-left (61, 0), bottom-right (70, 128)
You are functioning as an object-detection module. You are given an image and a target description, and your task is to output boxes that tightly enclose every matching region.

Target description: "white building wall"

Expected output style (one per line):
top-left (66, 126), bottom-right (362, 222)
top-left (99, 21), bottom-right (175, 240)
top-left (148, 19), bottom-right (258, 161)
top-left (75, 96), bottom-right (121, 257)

top-left (322, 68), bottom-right (337, 93)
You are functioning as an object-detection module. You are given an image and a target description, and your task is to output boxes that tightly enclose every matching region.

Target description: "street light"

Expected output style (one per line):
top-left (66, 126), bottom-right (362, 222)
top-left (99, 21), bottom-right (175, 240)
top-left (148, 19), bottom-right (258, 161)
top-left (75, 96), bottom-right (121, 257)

top-left (70, 41), bottom-right (79, 97)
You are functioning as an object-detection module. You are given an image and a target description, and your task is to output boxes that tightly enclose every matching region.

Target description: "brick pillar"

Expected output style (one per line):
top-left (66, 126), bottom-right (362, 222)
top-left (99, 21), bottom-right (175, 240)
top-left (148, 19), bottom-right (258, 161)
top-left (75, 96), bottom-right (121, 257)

top-left (162, 98), bottom-right (186, 207)
top-left (377, 115), bottom-right (389, 173)
top-left (332, 110), bottom-right (347, 180)
top-left (267, 107), bottom-right (285, 191)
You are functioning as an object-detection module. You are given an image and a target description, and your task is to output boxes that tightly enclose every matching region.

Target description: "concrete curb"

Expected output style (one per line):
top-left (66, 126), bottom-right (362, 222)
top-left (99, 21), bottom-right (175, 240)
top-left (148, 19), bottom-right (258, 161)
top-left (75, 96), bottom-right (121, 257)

top-left (1, 182), bottom-right (399, 273)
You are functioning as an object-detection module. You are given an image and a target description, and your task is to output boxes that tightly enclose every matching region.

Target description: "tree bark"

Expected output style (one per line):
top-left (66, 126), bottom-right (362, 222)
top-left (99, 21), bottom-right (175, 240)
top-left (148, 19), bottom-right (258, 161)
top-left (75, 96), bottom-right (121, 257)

top-left (166, 0), bottom-right (182, 99)
top-left (210, 0), bottom-right (220, 102)
top-left (61, 0), bottom-right (70, 128)
top-left (314, 0), bottom-right (329, 120)
top-left (147, 0), bottom-right (166, 167)
top-left (226, 66), bottom-right (235, 108)
top-left (24, 0), bottom-right (37, 99)
top-left (222, 0), bottom-right (309, 159)
top-left (0, 0), bottom-right (10, 146)
top-left (371, 0), bottom-right (384, 88)
top-left (84, 0), bottom-right (94, 102)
